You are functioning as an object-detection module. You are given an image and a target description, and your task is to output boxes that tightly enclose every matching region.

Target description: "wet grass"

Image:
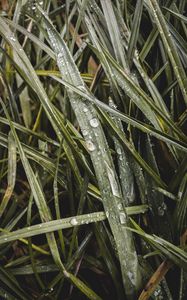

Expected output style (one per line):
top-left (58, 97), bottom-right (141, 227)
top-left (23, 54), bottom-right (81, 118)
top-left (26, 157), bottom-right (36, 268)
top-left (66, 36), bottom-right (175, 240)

top-left (0, 0), bottom-right (187, 299)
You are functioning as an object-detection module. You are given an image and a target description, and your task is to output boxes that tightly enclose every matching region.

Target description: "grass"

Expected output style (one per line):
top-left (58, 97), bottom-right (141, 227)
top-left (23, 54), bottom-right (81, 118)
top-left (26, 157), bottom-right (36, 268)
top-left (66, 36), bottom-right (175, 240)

top-left (0, 0), bottom-right (186, 299)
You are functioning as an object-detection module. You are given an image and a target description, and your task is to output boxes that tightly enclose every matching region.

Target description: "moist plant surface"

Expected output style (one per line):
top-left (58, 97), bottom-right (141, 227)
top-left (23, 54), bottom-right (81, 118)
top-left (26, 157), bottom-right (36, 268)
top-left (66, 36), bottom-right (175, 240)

top-left (0, 1), bottom-right (187, 299)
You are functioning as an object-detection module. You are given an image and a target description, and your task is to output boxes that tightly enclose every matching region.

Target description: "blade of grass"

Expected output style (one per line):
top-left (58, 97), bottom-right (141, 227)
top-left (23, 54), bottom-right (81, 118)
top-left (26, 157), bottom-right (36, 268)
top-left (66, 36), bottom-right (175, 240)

top-left (145, 0), bottom-right (187, 105)
top-left (0, 98), bottom-right (102, 300)
top-left (127, 0), bottom-right (143, 67)
top-left (0, 131), bottom-right (17, 217)
top-left (39, 7), bottom-right (143, 298)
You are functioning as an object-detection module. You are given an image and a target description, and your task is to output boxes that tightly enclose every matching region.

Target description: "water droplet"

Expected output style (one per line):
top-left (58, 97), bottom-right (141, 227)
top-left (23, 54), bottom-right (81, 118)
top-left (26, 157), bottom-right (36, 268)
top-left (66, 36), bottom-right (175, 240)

top-left (83, 107), bottom-right (88, 113)
top-left (118, 203), bottom-right (123, 210)
top-left (127, 271), bottom-right (135, 284)
top-left (106, 211), bottom-right (109, 218)
top-left (105, 161), bottom-right (120, 197)
top-left (57, 53), bottom-right (63, 60)
top-left (116, 148), bottom-right (122, 155)
top-left (158, 206), bottom-right (164, 216)
top-left (86, 140), bottom-right (96, 151)
top-left (70, 217), bottom-right (78, 226)
top-left (10, 35), bottom-right (16, 41)
top-left (119, 212), bottom-right (126, 224)
top-left (89, 118), bottom-right (99, 128)
top-left (82, 129), bottom-right (88, 136)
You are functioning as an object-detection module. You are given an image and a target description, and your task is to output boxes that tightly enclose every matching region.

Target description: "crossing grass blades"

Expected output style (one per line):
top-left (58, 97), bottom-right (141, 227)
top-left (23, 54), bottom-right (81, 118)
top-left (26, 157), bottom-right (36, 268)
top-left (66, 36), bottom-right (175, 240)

top-left (0, 0), bottom-right (187, 299)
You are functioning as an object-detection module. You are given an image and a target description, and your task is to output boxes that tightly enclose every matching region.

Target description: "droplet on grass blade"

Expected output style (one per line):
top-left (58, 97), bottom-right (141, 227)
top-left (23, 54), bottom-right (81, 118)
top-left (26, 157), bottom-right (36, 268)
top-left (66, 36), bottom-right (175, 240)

top-left (70, 218), bottom-right (78, 226)
top-left (89, 118), bottom-right (99, 128)
top-left (86, 140), bottom-right (96, 152)
top-left (119, 212), bottom-right (126, 224)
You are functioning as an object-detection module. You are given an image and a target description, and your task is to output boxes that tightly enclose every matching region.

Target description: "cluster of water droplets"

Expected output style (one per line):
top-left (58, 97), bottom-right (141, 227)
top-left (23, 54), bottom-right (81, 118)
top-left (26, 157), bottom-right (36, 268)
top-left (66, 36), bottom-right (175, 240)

top-left (153, 287), bottom-right (164, 299)
top-left (9, 34), bottom-right (16, 42)
top-left (157, 201), bottom-right (167, 216)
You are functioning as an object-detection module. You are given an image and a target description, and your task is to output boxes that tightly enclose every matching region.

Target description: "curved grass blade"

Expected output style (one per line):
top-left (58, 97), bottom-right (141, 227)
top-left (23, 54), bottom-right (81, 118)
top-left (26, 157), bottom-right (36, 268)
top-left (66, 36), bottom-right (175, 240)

top-left (145, 0), bottom-right (187, 105)
top-left (0, 99), bottom-right (102, 300)
top-left (50, 75), bottom-right (187, 153)
top-left (130, 219), bottom-right (187, 271)
top-left (127, 0), bottom-right (143, 67)
top-left (163, 7), bottom-right (187, 24)
top-left (39, 7), bottom-right (143, 297)
top-left (0, 131), bottom-right (17, 217)
top-left (0, 266), bottom-right (30, 300)
top-left (0, 212), bottom-right (106, 244)
top-left (0, 17), bottom-right (90, 174)
top-left (100, 0), bottom-right (128, 69)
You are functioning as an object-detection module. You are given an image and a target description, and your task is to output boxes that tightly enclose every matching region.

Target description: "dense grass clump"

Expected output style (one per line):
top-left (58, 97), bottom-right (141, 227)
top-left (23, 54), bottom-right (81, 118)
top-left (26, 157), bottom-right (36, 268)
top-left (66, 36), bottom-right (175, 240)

top-left (0, 0), bottom-right (187, 299)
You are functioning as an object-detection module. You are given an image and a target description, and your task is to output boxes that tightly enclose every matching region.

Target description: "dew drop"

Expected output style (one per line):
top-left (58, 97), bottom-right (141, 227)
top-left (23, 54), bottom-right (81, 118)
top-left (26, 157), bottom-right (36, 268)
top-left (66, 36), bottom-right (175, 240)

top-left (82, 129), bottom-right (88, 136)
top-left (90, 118), bottom-right (99, 128)
top-left (118, 203), bottom-right (123, 210)
top-left (106, 211), bottom-right (109, 218)
top-left (10, 35), bottom-right (16, 42)
top-left (158, 206), bottom-right (164, 216)
top-left (57, 53), bottom-right (63, 60)
top-left (116, 148), bottom-right (122, 155)
top-left (127, 271), bottom-right (135, 284)
top-left (70, 217), bottom-right (78, 226)
top-left (86, 140), bottom-right (96, 151)
top-left (119, 212), bottom-right (126, 224)
top-left (83, 107), bottom-right (88, 113)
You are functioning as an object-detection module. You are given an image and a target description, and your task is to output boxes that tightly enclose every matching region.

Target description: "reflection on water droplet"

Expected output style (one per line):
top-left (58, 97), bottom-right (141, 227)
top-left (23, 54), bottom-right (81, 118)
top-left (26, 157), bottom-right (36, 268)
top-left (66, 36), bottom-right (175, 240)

top-left (158, 206), bottom-right (164, 216)
top-left (117, 148), bottom-right (122, 155)
top-left (119, 212), bottom-right (126, 224)
top-left (57, 53), bottom-right (63, 60)
top-left (90, 118), bottom-right (99, 128)
top-left (10, 36), bottom-right (16, 41)
top-left (70, 218), bottom-right (78, 226)
top-left (127, 271), bottom-right (135, 284)
top-left (83, 107), bottom-right (88, 113)
top-left (82, 129), bottom-right (88, 136)
top-left (118, 203), bottom-right (123, 210)
top-left (105, 161), bottom-right (120, 197)
top-left (86, 140), bottom-right (96, 151)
